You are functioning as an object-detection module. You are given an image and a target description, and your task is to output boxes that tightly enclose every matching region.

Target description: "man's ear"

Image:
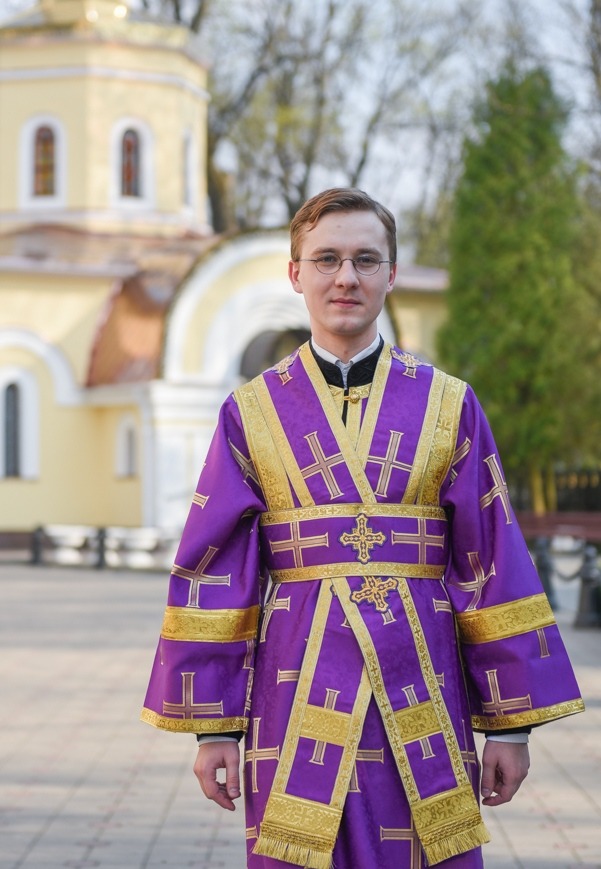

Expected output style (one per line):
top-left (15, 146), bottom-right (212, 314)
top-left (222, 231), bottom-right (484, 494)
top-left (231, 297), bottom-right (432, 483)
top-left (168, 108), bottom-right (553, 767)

top-left (289, 260), bottom-right (303, 294)
top-left (386, 262), bottom-right (397, 294)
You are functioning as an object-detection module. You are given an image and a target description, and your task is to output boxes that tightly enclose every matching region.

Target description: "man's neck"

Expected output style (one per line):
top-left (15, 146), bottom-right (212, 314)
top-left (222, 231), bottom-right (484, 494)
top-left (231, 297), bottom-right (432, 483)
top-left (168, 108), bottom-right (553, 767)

top-left (311, 333), bottom-right (381, 365)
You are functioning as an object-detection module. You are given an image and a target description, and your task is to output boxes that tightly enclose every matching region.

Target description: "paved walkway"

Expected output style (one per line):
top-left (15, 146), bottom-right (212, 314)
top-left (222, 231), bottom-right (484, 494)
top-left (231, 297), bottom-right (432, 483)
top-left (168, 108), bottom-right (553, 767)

top-left (0, 562), bottom-right (600, 869)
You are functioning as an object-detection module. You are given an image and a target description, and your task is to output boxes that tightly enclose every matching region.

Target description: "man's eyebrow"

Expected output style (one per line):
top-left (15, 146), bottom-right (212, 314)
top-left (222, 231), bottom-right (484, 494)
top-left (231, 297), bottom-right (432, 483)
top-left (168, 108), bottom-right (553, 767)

top-left (310, 245), bottom-right (383, 255)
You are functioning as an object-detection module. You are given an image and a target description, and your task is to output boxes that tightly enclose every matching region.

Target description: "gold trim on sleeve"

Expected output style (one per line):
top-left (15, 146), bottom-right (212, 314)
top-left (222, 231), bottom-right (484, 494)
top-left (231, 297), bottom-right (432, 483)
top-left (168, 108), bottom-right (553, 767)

top-left (418, 374), bottom-right (467, 505)
top-left (472, 697), bottom-right (585, 731)
top-left (140, 708), bottom-right (247, 733)
top-left (456, 594), bottom-right (555, 644)
top-left (160, 605), bottom-right (260, 643)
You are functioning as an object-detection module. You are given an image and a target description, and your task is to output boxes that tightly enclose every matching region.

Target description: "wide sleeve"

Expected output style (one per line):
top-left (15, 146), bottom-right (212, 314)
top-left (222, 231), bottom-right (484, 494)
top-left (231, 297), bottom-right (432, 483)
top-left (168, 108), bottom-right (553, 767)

top-left (441, 385), bottom-right (584, 732)
top-left (141, 393), bottom-right (267, 734)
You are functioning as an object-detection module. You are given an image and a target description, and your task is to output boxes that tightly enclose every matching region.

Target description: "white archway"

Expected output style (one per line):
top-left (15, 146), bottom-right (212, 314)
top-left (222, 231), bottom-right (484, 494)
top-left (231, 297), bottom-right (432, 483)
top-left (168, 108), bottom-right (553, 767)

top-left (164, 232), bottom-right (395, 388)
top-left (0, 329), bottom-right (80, 406)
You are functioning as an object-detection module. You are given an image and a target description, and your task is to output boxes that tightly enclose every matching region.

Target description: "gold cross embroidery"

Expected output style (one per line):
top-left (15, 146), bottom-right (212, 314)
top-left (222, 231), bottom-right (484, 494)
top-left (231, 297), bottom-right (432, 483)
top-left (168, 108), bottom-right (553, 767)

top-left (367, 430), bottom-right (412, 497)
top-left (229, 439), bottom-right (260, 487)
top-left (162, 672), bottom-right (223, 719)
top-left (452, 551), bottom-right (495, 610)
top-left (348, 748), bottom-right (384, 793)
top-left (172, 546), bottom-right (231, 608)
top-left (461, 719), bottom-right (478, 773)
top-left (309, 688), bottom-right (340, 765)
top-left (300, 432), bottom-right (345, 500)
top-left (269, 521), bottom-right (328, 567)
top-left (482, 670), bottom-right (532, 717)
top-left (259, 587), bottom-right (291, 643)
top-left (340, 513), bottom-right (386, 564)
top-left (450, 437), bottom-right (471, 483)
top-left (350, 575), bottom-right (398, 625)
top-left (380, 818), bottom-right (422, 869)
top-left (480, 454), bottom-right (512, 524)
top-left (245, 717), bottom-right (280, 793)
top-left (391, 518), bottom-right (445, 562)
top-left (402, 684), bottom-right (435, 760)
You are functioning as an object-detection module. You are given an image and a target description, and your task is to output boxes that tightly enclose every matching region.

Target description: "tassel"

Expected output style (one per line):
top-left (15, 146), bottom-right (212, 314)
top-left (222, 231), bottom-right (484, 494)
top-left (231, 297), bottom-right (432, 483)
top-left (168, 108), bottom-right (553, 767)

top-left (423, 822), bottom-right (491, 866)
top-left (253, 834), bottom-right (334, 869)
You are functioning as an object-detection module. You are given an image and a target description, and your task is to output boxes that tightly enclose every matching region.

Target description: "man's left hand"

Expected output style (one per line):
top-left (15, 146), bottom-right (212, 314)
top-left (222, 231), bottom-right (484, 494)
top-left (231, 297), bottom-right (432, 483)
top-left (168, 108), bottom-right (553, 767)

top-left (480, 741), bottom-right (530, 806)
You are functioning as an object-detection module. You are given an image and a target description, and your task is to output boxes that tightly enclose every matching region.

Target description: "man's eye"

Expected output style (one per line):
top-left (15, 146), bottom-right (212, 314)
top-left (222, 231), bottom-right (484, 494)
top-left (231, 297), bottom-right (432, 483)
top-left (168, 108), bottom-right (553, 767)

top-left (355, 255), bottom-right (379, 266)
top-left (317, 254), bottom-right (340, 265)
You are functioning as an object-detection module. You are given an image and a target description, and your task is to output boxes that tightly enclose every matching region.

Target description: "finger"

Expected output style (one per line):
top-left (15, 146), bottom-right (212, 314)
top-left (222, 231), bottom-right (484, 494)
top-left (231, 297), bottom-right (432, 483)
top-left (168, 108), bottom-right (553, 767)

top-left (225, 754), bottom-right (241, 801)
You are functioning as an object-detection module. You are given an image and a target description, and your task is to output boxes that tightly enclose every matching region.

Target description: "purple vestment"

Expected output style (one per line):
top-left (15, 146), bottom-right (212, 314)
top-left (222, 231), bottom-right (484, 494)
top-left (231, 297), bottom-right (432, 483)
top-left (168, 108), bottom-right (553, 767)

top-left (142, 343), bottom-right (583, 869)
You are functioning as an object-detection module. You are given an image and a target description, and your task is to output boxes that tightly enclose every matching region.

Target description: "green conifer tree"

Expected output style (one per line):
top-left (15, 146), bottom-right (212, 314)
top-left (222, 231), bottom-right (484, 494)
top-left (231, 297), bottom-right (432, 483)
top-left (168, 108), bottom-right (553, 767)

top-left (438, 63), bottom-right (591, 514)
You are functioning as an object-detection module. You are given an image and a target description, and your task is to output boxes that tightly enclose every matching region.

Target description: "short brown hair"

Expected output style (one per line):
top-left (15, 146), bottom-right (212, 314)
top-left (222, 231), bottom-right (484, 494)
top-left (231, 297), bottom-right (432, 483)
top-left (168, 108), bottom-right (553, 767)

top-left (290, 187), bottom-right (397, 263)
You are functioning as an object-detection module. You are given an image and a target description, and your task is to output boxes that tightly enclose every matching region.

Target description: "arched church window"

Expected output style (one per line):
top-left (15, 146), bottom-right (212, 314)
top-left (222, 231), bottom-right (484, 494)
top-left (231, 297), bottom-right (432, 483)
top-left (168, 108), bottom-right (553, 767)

top-left (121, 129), bottom-right (141, 197)
top-left (34, 126), bottom-right (55, 196)
top-left (116, 414), bottom-right (138, 477)
top-left (182, 133), bottom-right (192, 207)
top-left (4, 383), bottom-right (20, 478)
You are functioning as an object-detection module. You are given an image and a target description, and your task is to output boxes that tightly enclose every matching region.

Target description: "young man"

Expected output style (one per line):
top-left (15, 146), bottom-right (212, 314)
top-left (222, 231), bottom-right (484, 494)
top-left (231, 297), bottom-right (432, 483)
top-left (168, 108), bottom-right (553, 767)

top-left (142, 188), bottom-right (584, 868)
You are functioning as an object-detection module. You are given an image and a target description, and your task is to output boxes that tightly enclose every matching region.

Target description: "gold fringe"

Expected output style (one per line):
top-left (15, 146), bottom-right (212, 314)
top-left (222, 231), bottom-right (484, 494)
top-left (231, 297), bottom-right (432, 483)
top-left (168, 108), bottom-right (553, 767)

top-left (422, 821), bottom-right (491, 866)
top-left (253, 834), bottom-right (333, 869)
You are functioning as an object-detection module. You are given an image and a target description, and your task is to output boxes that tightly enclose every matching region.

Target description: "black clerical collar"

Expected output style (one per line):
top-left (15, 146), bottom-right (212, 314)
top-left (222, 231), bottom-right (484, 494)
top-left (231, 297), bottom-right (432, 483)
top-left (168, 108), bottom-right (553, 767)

top-left (310, 337), bottom-right (384, 388)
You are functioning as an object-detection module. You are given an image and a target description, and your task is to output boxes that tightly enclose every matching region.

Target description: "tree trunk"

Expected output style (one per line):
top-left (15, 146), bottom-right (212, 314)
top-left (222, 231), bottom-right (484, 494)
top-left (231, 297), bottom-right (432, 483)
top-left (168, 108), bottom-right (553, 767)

top-left (529, 464), bottom-right (546, 516)
top-left (545, 465), bottom-right (558, 513)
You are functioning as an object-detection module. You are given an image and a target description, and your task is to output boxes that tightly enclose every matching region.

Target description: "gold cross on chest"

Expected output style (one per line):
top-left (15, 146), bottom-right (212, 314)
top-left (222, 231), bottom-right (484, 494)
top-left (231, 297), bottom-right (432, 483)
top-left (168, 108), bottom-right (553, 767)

top-left (480, 454), bottom-right (512, 524)
top-left (391, 518), bottom-right (445, 562)
top-left (300, 432), bottom-right (345, 500)
top-left (172, 546), bottom-right (231, 608)
top-left (340, 513), bottom-right (386, 564)
top-left (482, 670), bottom-right (532, 717)
top-left (162, 672), bottom-right (223, 719)
top-left (269, 521), bottom-right (328, 567)
top-left (367, 430), bottom-right (412, 497)
top-left (245, 717), bottom-right (280, 793)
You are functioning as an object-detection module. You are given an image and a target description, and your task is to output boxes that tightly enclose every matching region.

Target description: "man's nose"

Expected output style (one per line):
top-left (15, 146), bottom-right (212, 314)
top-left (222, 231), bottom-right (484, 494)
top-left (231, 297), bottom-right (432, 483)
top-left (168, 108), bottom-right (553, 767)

top-left (335, 259), bottom-right (359, 285)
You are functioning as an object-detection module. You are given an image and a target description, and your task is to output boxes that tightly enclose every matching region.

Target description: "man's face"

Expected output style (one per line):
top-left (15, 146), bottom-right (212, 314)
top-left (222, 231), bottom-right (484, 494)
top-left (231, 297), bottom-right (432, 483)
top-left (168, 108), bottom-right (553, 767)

top-left (289, 210), bottom-right (396, 359)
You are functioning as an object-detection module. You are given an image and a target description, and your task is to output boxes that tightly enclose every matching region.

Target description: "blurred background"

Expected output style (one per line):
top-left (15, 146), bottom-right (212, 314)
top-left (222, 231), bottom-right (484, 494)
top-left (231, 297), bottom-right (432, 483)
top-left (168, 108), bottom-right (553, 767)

top-left (0, 0), bottom-right (600, 568)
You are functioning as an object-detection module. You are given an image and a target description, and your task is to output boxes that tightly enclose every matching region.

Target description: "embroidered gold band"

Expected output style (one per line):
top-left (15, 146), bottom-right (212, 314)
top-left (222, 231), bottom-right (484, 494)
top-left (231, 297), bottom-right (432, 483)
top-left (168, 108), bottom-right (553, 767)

top-left (456, 594), bottom-right (555, 644)
top-left (412, 783), bottom-right (490, 863)
top-left (160, 605), bottom-right (260, 643)
top-left (140, 708), bottom-right (247, 733)
top-left (235, 381), bottom-right (295, 510)
top-left (395, 700), bottom-right (441, 743)
top-left (300, 705), bottom-right (351, 747)
top-left (260, 503), bottom-right (447, 525)
top-left (472, 697), bottom-right (585, 731)
top-left (271, 561), bottom-right (445, 582)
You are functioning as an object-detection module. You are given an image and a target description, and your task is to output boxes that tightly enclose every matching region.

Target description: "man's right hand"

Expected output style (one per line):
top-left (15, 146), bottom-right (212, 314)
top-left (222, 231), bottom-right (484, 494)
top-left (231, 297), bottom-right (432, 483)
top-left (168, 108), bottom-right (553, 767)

top-left (193, 741), bottom-right (241, 811)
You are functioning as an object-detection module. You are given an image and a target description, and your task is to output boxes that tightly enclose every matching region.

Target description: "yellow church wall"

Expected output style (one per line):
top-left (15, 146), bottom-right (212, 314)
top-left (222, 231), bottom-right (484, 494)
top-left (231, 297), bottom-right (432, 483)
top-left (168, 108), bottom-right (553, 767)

top-left (388, 291), bottom-right (447, 363)
top-left (0, 32), bottom-right (207, 231)
top-left (0, 346), bottom-right (143, 529)
top-left (180, 250), bottom-right (290, 376)
top-left (0, 272), bottom-right (112, 384)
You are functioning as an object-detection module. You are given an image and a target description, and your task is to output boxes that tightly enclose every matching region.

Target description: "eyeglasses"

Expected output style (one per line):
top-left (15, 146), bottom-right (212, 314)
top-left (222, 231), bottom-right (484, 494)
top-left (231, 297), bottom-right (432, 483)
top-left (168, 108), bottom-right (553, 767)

top-left (297, 254), bottom-right (393, 276)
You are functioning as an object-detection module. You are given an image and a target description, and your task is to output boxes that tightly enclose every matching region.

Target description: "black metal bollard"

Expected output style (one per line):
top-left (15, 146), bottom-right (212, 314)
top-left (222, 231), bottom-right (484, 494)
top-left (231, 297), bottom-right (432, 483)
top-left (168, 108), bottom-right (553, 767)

top-left (573, 544), bottom-right (601, 628)
top-left (31, 525), bottom-right (44, 565)
top-left (533, 536), bottom-right (558, 610)
top-left (96, 527), bottom-right (106, 569)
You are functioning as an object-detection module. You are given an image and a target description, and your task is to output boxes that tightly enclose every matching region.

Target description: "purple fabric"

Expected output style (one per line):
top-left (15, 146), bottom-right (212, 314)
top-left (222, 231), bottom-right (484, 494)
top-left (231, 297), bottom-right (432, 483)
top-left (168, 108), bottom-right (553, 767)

top-left (143, 345), bottom-right (582, 868)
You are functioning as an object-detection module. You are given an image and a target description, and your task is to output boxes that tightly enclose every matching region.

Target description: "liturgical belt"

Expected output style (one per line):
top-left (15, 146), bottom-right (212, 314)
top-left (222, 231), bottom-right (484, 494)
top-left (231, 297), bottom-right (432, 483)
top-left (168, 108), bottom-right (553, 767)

top-left (259, 503), bottom-right (449, 583)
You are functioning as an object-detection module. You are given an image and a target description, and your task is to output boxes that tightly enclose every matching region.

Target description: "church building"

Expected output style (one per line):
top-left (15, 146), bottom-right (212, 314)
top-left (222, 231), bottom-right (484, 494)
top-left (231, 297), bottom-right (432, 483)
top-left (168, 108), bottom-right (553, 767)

top-left (0, 0), bottom-right (447, 543)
